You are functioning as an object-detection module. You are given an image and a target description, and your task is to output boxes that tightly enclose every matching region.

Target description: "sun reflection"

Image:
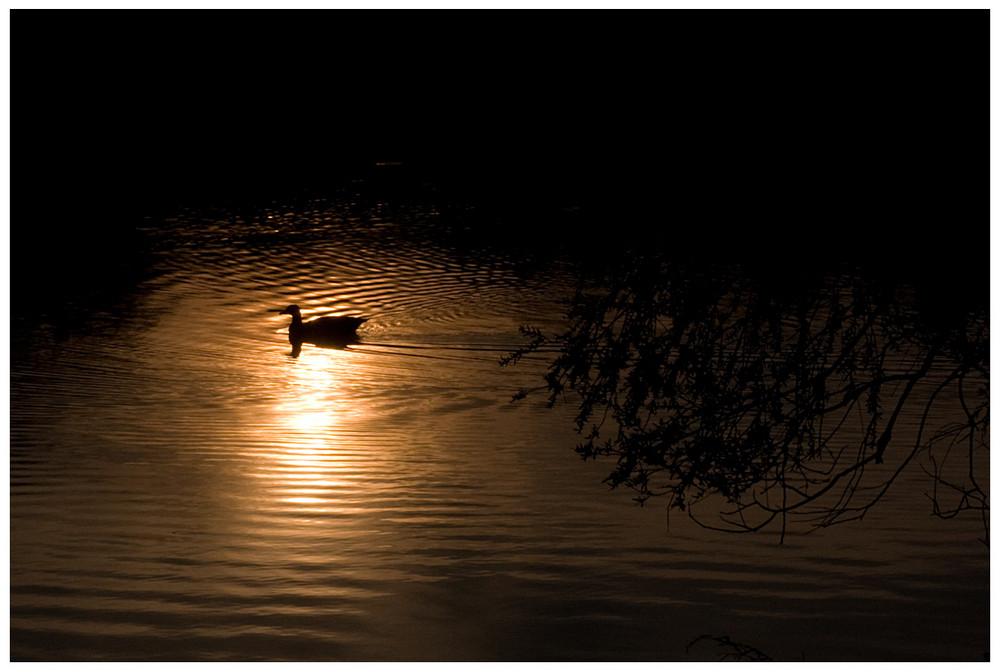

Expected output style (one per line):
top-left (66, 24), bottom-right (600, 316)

top-left (286, 409), bottom-right (333, 435)
top-left (249, 348), bottom-right (379, 521)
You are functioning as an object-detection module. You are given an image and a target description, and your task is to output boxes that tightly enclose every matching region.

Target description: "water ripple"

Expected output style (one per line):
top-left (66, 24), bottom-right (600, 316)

top-left (11, 199), bottom-right (989, 662)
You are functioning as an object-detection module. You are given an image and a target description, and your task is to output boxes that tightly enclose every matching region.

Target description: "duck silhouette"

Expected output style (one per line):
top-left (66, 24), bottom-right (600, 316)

top-left (274, 304), bottom-right (368, 349)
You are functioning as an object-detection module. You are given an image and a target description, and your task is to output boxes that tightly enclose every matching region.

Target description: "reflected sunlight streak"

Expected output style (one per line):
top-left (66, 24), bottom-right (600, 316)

top-left (251, 348), bottom-right (379, 520)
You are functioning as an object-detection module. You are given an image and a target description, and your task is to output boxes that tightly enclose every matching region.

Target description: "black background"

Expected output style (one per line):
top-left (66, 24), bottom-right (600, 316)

top-left (14, 9), bottom-right (987, 281)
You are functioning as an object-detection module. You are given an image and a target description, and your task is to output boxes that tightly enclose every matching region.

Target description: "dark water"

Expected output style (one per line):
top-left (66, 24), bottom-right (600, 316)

top-left (10, 199), bottom-right (989, 661)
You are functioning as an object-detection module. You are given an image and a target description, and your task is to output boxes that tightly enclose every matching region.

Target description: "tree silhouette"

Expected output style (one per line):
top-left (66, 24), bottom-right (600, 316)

top-left (503, 251), bottom-right (988, 543)
top-left (686, 634), bottom-right (774, 662)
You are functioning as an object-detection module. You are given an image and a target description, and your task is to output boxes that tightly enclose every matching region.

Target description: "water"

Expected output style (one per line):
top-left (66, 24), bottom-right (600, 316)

top-left (10, 198), bottom-right (989, 661)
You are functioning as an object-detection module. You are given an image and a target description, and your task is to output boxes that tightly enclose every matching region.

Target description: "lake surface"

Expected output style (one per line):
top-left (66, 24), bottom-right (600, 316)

top-left (10, 196), bottom-right (989, 661)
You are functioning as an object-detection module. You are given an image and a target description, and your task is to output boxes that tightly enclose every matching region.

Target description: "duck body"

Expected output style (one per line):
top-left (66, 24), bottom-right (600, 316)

top-left (277, 304), bottom-right (368, 347)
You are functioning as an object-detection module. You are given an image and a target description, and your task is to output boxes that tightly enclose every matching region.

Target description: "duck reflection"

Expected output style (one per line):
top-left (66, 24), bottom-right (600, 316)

top-left (273, 304), bottom-right (369, 357)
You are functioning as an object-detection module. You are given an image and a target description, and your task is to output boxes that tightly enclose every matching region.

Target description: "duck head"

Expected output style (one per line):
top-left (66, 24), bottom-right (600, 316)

top-left (276, 304), bottom-right (301, 317)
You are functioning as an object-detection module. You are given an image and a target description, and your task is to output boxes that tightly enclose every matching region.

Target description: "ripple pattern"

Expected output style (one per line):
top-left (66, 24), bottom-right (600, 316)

top-left (10, 199), bottom-right (990, 661)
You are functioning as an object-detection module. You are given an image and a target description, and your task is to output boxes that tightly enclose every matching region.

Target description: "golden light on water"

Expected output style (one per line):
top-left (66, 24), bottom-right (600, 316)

top-left (249, 346), bottom-right (381, 520)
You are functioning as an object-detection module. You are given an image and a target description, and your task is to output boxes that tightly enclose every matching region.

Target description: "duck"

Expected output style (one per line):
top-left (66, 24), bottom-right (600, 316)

top-left (274, 304), bottom-right (368, 346)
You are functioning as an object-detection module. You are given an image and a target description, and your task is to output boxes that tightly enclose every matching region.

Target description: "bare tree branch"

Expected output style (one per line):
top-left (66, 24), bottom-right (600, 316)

top-left (504, 255), bottom-right (989, 542)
